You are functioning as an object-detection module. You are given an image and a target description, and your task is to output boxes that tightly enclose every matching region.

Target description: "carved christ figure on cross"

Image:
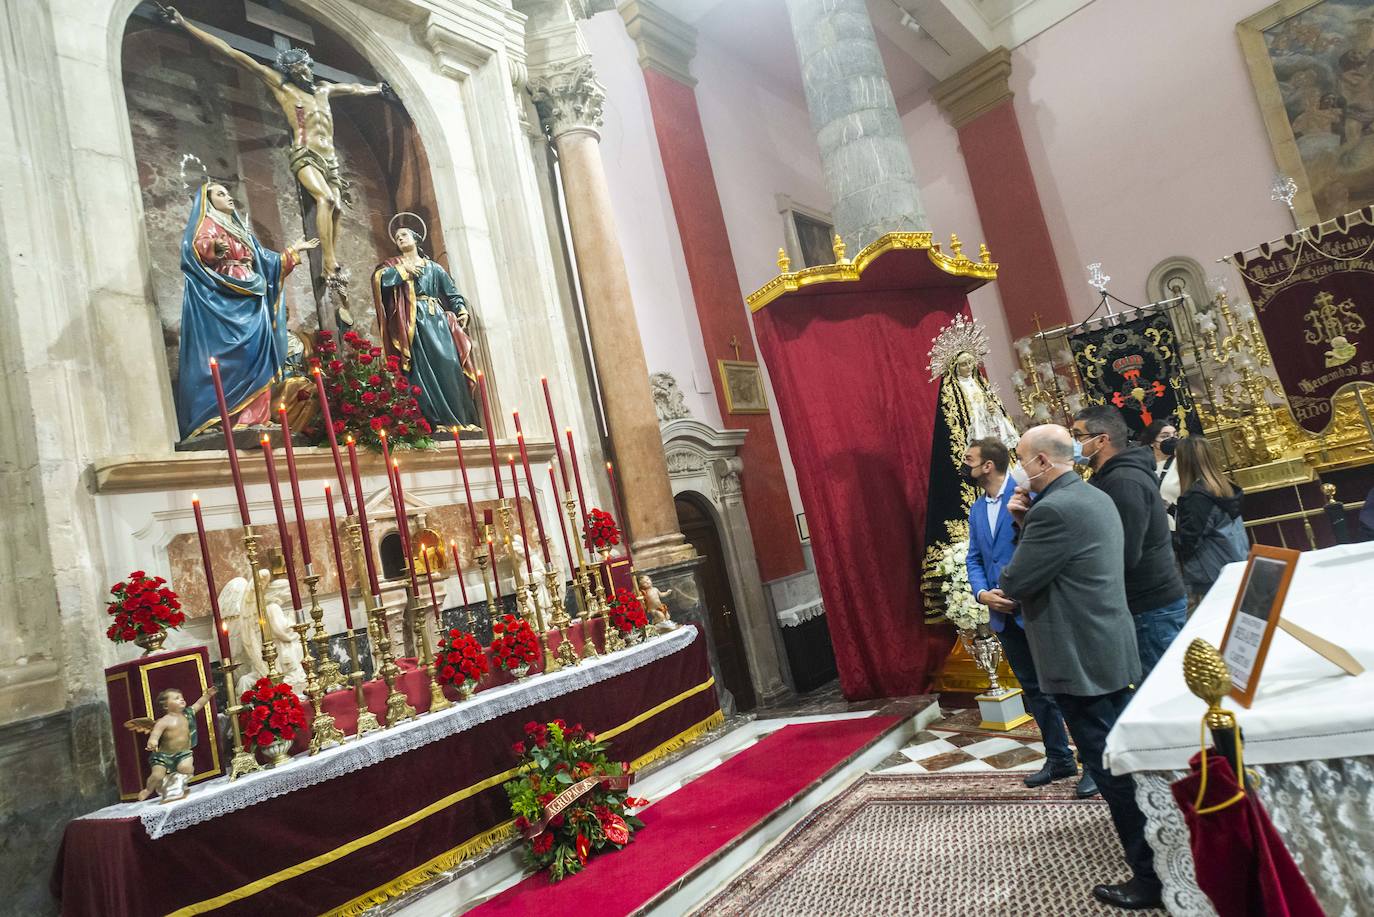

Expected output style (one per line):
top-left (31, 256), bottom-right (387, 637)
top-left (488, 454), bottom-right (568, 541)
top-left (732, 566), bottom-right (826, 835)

top-left (162, 6), bottom-right (388, 282)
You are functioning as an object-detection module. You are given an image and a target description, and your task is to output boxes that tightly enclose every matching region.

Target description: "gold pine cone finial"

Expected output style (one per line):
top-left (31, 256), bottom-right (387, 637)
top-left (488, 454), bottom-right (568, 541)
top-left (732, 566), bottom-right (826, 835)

top-left (1321, 482), bottom-right (1337, 501)
top-left (979, 243), bottom-right (991, 264)
top-left (950, 233), bottom-right (964, 260)
top-left (832, 233), bottom-right (848, 264)
top-left (777, 247), bottom-right (792, 274)
top-left (1183, 638), bottom-right (1236, 729)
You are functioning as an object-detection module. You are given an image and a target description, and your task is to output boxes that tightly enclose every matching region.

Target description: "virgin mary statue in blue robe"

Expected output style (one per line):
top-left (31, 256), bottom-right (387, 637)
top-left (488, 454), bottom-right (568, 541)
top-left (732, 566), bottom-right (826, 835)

top-left (175, 182), bottom-right (314, 440)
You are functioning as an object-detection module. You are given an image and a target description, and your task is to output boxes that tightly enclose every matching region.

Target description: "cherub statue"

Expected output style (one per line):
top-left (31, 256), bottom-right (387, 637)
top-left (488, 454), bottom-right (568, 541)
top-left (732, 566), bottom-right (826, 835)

top-left (125, 685), bottom-right (217, 802)
top-left (638, 574), bottom-right (677, 631)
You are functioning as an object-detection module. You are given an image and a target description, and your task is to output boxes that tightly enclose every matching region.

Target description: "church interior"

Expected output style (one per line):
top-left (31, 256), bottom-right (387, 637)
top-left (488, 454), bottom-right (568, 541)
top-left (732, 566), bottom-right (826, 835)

top-left (6, 0), bottom-right (1374, 914)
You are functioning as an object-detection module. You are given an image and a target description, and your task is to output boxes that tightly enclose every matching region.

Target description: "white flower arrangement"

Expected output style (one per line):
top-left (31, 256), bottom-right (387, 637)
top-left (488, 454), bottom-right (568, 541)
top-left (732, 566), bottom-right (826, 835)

top-left (935, 538), bottom-right (987, 632)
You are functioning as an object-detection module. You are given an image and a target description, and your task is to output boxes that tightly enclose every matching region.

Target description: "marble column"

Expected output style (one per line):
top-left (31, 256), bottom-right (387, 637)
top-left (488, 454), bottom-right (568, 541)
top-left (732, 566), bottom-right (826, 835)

top-left (933, 48), bottom-right (1073, 334)
top-left (785, 0), bottom-right (927, 249)
top-left (529, 58), bottom-right (694, 569)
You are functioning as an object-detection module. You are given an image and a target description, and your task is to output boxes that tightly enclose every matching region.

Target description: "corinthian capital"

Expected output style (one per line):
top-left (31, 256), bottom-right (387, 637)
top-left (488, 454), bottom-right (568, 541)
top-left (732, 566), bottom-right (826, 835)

top-left (528, 56), bottom-right (606, 141)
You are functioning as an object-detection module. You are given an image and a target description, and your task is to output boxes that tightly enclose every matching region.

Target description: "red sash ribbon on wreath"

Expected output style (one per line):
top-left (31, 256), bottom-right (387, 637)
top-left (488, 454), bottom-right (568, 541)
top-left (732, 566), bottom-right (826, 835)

top-left (521, 771), bottom-right (635, 838)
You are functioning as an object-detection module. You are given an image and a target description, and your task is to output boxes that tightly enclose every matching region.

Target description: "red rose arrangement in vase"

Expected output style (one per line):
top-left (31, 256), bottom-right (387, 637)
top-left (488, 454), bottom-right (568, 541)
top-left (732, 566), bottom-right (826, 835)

top-left (491, 614), bottom-right (540, 679)
top-left (435, 628), bottom-right (489, 699)
top-left (502, 720), bottom-right (647, 881)
top-left (606, 588), bottom-right (648, 639)
top-left (106, 570), bottom-right (185, 653)
top-left (582, 508), bottom-right (621, 554)
top-left (238, 677), bottom-right (306, 765)
top-left (305, 330), bottom-right (434, 450)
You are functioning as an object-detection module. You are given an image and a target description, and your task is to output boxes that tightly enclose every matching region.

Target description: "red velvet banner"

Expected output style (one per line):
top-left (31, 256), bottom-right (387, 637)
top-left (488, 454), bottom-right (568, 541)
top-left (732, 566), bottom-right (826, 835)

top-left (751, 246), bottom-right (989, 698)
top-left (53, 630), bottom-right (718, 917)
top-left (1234, 216), bottom-right (1374, 433)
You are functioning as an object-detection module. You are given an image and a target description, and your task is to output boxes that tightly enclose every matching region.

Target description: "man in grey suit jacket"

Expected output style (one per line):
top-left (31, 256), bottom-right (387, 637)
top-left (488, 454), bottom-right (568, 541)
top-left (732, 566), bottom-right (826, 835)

top-left (999, 425), bottom-right (1159, 911)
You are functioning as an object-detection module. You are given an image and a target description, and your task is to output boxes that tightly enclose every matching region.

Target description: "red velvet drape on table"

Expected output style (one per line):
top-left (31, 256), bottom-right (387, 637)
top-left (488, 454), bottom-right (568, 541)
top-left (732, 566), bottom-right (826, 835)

top-left (752, 254), bottom-right (977, 698)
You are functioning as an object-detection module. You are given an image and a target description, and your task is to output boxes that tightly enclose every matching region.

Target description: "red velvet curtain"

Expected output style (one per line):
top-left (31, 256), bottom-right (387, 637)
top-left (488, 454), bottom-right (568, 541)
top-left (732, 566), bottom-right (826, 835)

top-left (752, 257), bottom-right (973, 698)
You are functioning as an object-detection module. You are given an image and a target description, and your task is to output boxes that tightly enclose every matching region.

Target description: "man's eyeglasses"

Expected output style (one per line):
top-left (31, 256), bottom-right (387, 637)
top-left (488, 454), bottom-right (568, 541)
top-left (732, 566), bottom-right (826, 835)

top-left (1070, 429), bottom-right (1098, 442)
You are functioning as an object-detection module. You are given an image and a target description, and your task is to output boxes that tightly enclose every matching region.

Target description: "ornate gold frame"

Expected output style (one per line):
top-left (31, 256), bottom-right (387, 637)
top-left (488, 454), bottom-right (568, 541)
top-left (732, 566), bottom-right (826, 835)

top-left (716, 359), bottom-right (769, 415)
top-left (1238, 0), bottom-right (1348, 226)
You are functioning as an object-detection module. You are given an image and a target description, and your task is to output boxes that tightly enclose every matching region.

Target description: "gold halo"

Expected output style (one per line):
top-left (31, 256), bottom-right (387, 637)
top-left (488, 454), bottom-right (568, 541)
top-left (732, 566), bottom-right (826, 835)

top-left (387, 211), bottom-right (428, 243)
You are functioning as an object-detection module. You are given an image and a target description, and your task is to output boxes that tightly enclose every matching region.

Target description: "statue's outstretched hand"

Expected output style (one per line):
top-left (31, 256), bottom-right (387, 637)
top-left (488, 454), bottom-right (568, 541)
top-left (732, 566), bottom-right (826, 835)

top-left (378, 81), bottom-right (400, 103)
top-left (156, 4), bottom-right (184, 26)
top-left (291, 238), bottom-right (321, 255)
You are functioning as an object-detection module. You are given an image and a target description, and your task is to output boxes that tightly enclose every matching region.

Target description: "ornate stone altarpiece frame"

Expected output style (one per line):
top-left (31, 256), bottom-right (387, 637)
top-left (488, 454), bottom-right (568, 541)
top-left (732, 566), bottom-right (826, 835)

top-left (1239, 0), bottom-right (1374, 226)
top-left (717, 360), bottom-right (769, 415)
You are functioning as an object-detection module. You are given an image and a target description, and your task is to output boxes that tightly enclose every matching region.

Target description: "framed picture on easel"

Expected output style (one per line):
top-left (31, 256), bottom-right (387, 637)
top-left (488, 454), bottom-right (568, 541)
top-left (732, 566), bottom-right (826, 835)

top-left (1219, 544), bottom-right (1364, 707)
top-left (1219, 545), bottom-right (1298, 707)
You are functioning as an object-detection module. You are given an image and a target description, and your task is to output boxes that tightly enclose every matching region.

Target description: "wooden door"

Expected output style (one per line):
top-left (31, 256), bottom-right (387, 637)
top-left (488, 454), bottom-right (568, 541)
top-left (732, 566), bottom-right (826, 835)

top-left (675, 495), bottom-right (757, 711)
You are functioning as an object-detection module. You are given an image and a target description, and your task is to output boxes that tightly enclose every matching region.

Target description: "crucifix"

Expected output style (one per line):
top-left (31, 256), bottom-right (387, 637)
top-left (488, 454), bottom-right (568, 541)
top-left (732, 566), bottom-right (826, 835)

top-left (729, 335), bottom-right (742, 361)
top-left (146, 1), bottom-right (398, 330)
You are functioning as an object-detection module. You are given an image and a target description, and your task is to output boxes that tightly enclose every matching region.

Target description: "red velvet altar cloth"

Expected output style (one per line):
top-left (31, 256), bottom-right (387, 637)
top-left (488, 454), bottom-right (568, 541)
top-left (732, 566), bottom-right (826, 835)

top-left (106, 646), bottom-right (223, 800)
top-left (52, 628), bottom-right (718, 917)
top-left (751, 243), bottom-right (991, 698)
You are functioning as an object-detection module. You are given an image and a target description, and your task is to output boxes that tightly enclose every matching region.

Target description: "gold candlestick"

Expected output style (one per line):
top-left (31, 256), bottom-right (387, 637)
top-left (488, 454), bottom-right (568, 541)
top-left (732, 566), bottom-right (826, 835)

top-left (242, 525), bottom-right (283, 683)
top-left (345, 627), bottom-right (380, 736)
top-left (368, 593), bottom-right (415, 727)
top-left (345, 518), bottom-right (382, 651)
top-left (293, 621), bottom-right (344, 755)
top-left (218, 661), bottom-right (262, 780)
top-left (303, 569), bottom-right (343, 693)
top-left (596, 547), bottom-right (626, 652)
top-left (527, 581), bottom-right (561, 673)
top-left (415, 597), bottom-right (451, 714)
top-left (564, 493), bottom-right (602, 659)
top-left (475, 549), bottom-right (500, 635)
top-left (545, 567), bottom-right (580, 667)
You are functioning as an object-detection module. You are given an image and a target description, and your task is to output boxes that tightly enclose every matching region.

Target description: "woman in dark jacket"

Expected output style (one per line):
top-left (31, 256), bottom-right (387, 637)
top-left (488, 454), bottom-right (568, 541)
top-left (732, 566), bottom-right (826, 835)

top-left (1174, 437), bottom-right (1249, 604)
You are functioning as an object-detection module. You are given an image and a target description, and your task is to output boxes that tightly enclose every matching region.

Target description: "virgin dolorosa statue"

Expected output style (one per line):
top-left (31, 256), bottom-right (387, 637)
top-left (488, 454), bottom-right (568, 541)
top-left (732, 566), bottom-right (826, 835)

top-left (175, 182), bottom-right (317, 440)
top-left (372, 226), bottom-right (481, 431)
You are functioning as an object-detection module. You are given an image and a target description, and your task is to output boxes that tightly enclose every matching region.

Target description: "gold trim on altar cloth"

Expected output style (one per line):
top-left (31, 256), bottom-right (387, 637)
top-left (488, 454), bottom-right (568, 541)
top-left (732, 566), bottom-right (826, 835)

top-left (168, 677), bottom-right (720, 916)
top-left (746, 231), bottom-right (999, 312)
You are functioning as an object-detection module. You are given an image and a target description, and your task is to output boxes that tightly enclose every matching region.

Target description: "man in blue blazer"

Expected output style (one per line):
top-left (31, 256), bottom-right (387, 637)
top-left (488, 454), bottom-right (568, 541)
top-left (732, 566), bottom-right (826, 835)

top-left (963, 437), bottom-right (1093, 797)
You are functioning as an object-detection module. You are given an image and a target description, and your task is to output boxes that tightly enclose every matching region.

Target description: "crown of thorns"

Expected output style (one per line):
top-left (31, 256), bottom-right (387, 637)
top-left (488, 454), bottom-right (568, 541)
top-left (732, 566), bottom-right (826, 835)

top-left (274, 48), bottom-right (314, 72)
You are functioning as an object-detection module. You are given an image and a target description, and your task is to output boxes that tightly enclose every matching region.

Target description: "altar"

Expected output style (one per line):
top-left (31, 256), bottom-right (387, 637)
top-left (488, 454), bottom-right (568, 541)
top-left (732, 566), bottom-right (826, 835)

top-left (1104, 542), bottom-right (1374, 916)
top-left (53, 626), bottom-right (717, 917)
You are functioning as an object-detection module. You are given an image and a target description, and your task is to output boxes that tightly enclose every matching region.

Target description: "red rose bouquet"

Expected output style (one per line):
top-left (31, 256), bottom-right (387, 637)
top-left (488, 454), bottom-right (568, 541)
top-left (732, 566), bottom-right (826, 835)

top-left (582, 508), bottom-right (621, 553)
top-left (491, 614), bottom-right (540, 675)
top-left (305, 330), bottom-right (434, 451)
top-left (435, 628), bottom-right (489, 696)
top-left (238, 677), bottom-right (306, 750)
top-left (606, 588), bottom-right (647, 635)
top-left (105, 570), bottom-right (185, 646)
top-left (502, 720), bottom-right (646, 881)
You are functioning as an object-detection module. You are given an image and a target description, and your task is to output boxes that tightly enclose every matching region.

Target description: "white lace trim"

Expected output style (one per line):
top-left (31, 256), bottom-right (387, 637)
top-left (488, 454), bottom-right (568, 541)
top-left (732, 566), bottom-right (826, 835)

top-left (80, 627), bottom-right (698, 838)
top-left (776, 601), bottom-right (824, 628)
top-left (1135, 757), bottom-right (1374, 917)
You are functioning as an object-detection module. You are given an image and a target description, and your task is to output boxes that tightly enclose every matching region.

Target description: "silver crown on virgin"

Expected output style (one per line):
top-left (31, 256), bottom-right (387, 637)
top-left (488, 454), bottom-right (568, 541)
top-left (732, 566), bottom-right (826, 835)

top-left (926, 314), bottom-right (991, 381)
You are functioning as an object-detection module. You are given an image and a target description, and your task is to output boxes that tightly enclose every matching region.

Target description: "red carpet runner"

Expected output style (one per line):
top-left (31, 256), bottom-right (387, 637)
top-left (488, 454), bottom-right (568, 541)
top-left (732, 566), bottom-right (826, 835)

top-left (468, 715), bottom-right (899, 916)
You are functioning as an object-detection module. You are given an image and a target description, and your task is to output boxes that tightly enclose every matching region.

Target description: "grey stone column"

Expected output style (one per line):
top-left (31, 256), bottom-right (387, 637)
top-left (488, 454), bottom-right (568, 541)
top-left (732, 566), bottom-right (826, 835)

top-left (785, 0), bottom-right (927, 249)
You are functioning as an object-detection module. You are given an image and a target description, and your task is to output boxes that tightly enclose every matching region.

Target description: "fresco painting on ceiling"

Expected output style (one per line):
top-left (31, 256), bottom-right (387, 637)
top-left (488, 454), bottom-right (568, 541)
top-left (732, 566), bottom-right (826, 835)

top-left (1241, 0), bottom-right (1374, 225)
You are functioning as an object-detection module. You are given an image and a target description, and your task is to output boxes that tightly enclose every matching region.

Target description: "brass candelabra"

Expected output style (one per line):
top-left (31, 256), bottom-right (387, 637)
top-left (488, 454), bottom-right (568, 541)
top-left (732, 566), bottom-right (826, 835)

top-left (368, 591), bottom-right (414, 727)
top-left (344, 517), bottom-right (382, 736)
top-left (412, 580), bottom-right (451, 714)
top-left (1011, 334), bottom-right (1071, 425)
top-left (293, 621), bottom-right (344, 755)
top-left (595, 546), bottom-right (626, 653)
top-left (241, 525), bottom-right (283, 684)
top-left (1196, 287), bottom-right (1289, 462)
top-left (545, 566), bottom-right (580, 667)
top-left (302, 567), bottom-right (344, 693)
top-left (564, 493), bottom-right (601, 659)
top-left (217, 660), bottom-right (262, 780)
top-left (527, 580), bottom-right (561, 673)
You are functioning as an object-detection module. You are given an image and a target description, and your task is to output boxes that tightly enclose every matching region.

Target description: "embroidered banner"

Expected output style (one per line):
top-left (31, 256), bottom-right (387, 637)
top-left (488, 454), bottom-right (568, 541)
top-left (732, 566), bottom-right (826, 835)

top-left (1233, 218), bottom-right (1374, 434)
top-left (1069, 309), bottom-right (1198, 437)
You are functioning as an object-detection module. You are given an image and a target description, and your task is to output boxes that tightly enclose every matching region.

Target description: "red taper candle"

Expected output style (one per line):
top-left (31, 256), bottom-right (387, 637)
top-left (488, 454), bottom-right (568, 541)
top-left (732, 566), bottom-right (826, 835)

top-left (606, 460), bottom-right (634, 569)
top-left (423, 562), bottom-right (442, 626)
top-left (346, 436), bottom-right (382, 597)
top-left (516, 430), bottom-right (551, 564)
top-left (277, 402), bottom-right (311, 567)
top-left (209, 357), bottom-right (251, 525)
top-left (324, 484), bottom-right (354, 631)
top-left (313, 366), bottom-right (353, 516)
top-left (449, 540), bottom-right (470, 607)
top-left (566, 428), bottom-right (589, 531)
top-left (261, 435), bottom-right (303, 612)
top-left (477, 371), bottom-right (504, 498)
top-left (192, 495), bottom-right (232, 662)
top-left (392, 458), bottom-right (419, 594)
top-left (542, 376), bottom-right (571, 494)
top-left (550, 463), bottom-right (577, 572)
top-left (509, 457), bottom-right (534, 577)
top-left (451, 434), bottom-right (480, 537)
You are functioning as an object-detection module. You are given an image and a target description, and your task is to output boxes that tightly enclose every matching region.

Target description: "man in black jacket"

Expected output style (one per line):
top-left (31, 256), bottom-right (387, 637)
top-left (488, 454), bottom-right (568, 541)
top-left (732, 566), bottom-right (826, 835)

top-left (1072, 406), bottom-right (1188, 679)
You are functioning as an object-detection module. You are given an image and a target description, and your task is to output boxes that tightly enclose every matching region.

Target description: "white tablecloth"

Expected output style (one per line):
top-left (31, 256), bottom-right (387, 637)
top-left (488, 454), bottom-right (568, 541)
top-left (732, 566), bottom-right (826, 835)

top-left (1105, 541), bottom-right (1374, 774)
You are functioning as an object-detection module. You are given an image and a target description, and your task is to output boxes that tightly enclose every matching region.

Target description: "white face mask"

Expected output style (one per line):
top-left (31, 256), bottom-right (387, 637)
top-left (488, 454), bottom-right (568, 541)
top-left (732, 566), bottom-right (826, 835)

top-left (1009, 464), bottom-right (1032, 491)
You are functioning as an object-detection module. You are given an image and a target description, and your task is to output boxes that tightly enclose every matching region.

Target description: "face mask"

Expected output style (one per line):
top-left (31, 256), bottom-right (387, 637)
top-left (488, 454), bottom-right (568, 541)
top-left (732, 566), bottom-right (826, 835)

top-left (959, 463), bottom-right (980, 485)
top-left (1160, 437), bottom-right (1178, 456)
top-left (1072, 440), bottom-right (1085, 465)
top-left (1009, 464), bottom-right (1032, 492)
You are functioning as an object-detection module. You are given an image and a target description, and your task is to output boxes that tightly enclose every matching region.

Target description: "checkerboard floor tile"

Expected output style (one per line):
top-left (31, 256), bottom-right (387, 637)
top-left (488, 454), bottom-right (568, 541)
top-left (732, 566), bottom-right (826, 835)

top-left (874, 708), bottom-right (1054, 776)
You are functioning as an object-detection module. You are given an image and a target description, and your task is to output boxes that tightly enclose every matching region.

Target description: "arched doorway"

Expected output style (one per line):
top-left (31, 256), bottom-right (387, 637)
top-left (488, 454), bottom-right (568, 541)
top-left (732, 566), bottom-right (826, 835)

top-left (675, 494), bottom-right (757, 711)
